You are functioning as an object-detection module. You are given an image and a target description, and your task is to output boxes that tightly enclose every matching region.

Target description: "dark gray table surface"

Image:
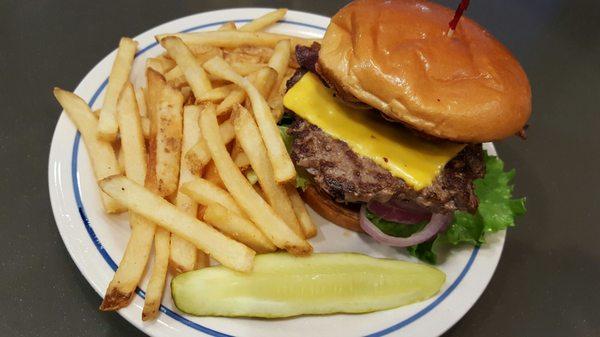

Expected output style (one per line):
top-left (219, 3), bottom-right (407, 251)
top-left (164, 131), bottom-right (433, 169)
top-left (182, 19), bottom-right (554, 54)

top-left (2, 0), bottom-right (599, 336)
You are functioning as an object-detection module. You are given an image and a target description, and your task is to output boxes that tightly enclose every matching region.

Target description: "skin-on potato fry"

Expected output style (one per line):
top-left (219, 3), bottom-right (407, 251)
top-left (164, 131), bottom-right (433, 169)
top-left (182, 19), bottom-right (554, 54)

top-left (141, 227), bottom-right (170, 321)
top-left (171, 105), bottom-right (207, 274)
top-left (53, 88), bottom-right (124, 213)
top-left (218, 21), bottom-right (237, 31)
top-left (185, 118), bottom-right (234, 174)
top-left (100, 83), bottom-right (156, 311)
top-left (239, 8), bottom-right (287, 32)
top-left (203, 57), bottom-right (296, 183)
top-left (98, 37), bottom-right (138, 141)
top-left (233, 105), bottom-right (303, 237)
top-left (146, 70), bottom-right (184, 197)
top-left (161, 36), bottom-right (212, 98)
top-left (156, 31), bottom-right (318, 51)
top-left (182, 177), bottom-right (243, 215)
top-left (204, 204), bottom-right (276, 253)
top-left (286, 184), bottom-right (317, 238)
top-left (99, 175), bottom-right (256, 272)
top-left (199, 104), bottom-right (311, 255)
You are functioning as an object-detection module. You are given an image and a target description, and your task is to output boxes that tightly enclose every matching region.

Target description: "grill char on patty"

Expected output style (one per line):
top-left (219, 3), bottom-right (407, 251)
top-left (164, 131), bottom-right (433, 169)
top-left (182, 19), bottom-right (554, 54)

top-left (285, 44), bottom-right (486, 214)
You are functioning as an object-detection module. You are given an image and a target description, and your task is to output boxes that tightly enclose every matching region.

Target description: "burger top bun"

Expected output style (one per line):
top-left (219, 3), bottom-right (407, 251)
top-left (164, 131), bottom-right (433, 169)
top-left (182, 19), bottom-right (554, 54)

top-left (318, 0), bottom-right (532, 142)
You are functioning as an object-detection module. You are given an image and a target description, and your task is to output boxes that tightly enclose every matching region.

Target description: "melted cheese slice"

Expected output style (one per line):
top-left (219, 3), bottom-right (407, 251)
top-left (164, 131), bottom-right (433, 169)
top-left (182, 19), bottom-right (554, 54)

top-left (283, 72), bottom-right (465, 190)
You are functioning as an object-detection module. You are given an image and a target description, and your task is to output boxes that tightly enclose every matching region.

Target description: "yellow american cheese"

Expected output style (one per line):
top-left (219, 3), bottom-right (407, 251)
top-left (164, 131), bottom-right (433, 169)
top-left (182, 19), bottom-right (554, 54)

top-left (283, 72), bottom-right (465, 190)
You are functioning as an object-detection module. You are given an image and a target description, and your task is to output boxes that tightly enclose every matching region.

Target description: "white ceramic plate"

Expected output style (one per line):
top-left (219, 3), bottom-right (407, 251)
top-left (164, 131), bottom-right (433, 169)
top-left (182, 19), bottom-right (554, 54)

top-left (48, 8), bottom-right (505, 337)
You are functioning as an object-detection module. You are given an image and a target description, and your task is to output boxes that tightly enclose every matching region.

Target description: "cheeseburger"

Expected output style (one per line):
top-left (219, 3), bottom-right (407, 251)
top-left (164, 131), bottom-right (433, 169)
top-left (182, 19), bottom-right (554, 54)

top-left (281, 0), bottom-right (530, 263)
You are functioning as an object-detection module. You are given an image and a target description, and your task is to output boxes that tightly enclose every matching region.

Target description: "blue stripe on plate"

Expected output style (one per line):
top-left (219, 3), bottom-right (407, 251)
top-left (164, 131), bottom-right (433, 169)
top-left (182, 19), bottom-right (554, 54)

top-left (70, 17), bottom-right (478, 337)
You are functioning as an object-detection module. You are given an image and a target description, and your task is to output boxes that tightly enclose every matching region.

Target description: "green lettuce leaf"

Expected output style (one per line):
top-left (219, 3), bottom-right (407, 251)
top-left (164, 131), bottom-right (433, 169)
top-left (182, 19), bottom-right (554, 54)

top-left (408, 152), bottom-right (526, 263)
top-left (279, 125), bottom-right (311, 191)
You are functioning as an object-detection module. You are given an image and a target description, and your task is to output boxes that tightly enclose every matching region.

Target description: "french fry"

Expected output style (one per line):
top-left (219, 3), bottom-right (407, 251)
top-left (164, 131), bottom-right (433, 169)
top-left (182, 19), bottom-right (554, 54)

top-left (53, 88), bottom-right (124, 213)
top-left (202, 160), bottom-right (225, 189)
top-left (146, 70), bottom-right (184, 197)
top-left (93, 109), bottom-right (101, 119)
top-left (171, 105), bottom-right (206, 274)
top-left (181, 86), bottom-right (194, 104)
top-left (145, 68), bottom-right (165, 122)
top-left (199, 104), bottom-right (311, 255)
top-left (182, 177), bottom-right (243, 215)
top-left (268, 39), bottom-right (291, 82)
top-left (141, 117), bottom-right (151, 139)
top-left (203, 57), bottom-right (296, 183)
top-left (286, 184), bottom-right (317, 238)
top-left (231, 142), bottom-right (251, 171)
top-left (233, 106), bottom-right (303, 237)
top-left (218, 21), bottom-right (237, 31)
top-left (251, 67), bottom-right (278, 97)
top-left (185, 117), bottom-right (234, 174)
top-left (116, 144), bottom-right (125, 173)
top-left (268, 94), bottom-right (284, 120)
top-left (229, 62), bottom-right (267, 76)
top-left (188, 45), bottom-right (223, 59)
top-left (100, 213), bottom-right (155, 311)
top-left (231, 46), bottom-right (274, 63)
top-left (225, 51), bottom-right (262, 64)
top-left (99, 175), bottom-right (255, 271)
top-left (100, 83), bottom-right (155, 311)
top-left (204, 204), bottom-right (276, 253)
top-left (116, 84), bottom-right (146, 183)
top-left (98, 37), bottom-right (138, 141)
top-left (146, 57), bottom-right (176, 74)
top-left (240, 8), bottom-right (287, 32)
top-left (196, 84), bottom-right (234, 102)
top-left (134, 87), bottom-right (147, 118)
top-left (194, 47), bottom-right (223, 64)
top-left (161, 36), bottom-right (212, 99)
top-left (216, 88), bottom-right (245, 115)
top-left (156, 31), bottom-right (318, 51)
top-left (141, 227), bottom-right (170, 321)
top-left (164, 65), bottom-right (187, 88)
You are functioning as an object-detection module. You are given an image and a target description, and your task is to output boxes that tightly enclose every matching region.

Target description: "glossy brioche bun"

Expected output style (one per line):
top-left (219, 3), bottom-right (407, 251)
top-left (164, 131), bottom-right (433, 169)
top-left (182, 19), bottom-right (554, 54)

top-left (318, 0), bottom-right (532, 142)
top-left (300, 186), bottom-right (363, 233)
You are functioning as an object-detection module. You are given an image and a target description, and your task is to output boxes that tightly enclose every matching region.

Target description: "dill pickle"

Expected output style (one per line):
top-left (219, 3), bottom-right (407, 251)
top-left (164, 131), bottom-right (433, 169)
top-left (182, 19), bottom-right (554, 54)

top-left (171, 253), bottom-right (445, 318)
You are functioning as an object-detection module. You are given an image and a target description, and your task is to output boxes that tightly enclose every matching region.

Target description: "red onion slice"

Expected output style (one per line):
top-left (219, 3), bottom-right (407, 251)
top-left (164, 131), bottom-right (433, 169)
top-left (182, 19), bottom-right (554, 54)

top-left (359, 205), bottom-right (452, 247)
top-left (367, 200), bottom-right (431, 224)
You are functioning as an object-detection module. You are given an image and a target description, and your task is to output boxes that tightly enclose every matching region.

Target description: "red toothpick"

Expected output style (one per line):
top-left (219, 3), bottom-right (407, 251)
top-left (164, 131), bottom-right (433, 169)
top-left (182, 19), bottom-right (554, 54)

top-left (447, 0), bottom-right (470, 37)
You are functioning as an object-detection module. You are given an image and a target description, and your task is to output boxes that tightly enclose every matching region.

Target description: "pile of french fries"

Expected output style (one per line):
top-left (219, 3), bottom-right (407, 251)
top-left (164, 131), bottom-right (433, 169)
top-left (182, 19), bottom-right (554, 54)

top-left (53, 9), bottom-right (320, 321)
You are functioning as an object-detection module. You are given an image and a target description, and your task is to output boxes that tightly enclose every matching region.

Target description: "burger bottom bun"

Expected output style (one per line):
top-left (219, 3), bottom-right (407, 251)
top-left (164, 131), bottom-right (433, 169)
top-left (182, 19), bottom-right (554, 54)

top-left (301, 185), bottom-right (363, 233)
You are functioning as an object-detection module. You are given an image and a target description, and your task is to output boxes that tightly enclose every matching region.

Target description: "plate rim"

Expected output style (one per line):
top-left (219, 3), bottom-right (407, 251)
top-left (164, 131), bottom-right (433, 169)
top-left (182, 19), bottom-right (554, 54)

top-left (48, 8), bottom-right (505, 337)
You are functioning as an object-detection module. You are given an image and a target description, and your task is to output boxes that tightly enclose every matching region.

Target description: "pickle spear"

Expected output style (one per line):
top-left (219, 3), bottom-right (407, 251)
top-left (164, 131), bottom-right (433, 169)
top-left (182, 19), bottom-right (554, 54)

top-left (171, 253), bottom-right (445, 318)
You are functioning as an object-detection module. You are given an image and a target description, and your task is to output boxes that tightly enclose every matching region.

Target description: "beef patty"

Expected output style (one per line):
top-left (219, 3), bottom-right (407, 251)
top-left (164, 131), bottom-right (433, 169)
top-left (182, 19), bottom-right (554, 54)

top-left (286, 44), bottom-right (486, 214)
top-left (289, 119), bottom-right (485, 213)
